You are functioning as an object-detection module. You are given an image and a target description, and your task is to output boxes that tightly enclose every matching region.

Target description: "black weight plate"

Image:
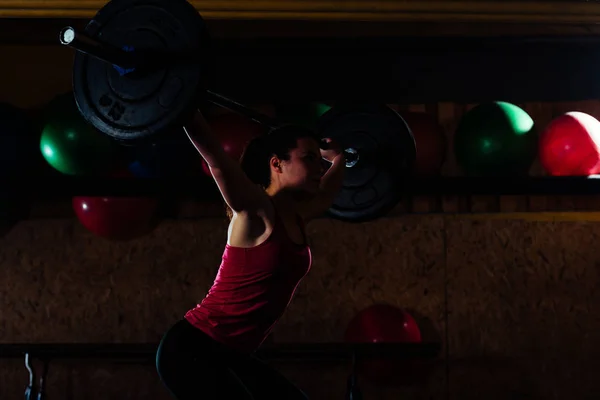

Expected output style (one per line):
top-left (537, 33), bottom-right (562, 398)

top-left (73, 0), bottom-right (210, 143)
top-left (316, 104), bottom-right (416, 222)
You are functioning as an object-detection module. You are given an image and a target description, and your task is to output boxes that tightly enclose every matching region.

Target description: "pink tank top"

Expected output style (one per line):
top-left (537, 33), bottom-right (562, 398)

top-left (184, 209), bottom-right (312, 353)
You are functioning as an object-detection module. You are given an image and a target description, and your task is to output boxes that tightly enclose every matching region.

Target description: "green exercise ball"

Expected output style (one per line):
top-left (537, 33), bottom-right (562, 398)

top-left (275, 102), bottom-right (332, 130)
top-left (40, 92), bottom-right (123, 176)
top-left (454, 101), bottom-right (537, 176)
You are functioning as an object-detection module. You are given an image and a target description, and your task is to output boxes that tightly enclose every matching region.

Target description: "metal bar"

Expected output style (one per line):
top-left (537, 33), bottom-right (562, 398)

top-left (0, 343), bottom-right (440, 361)
top-left (205, 90), bottom-right (281, 129)
top-left (13, 176), bottom-right (600, 198)
top-left (24, 353), bottom-right (34, 400)
top-left (59, 26), bottom-right (205, 73)
top-left (59, 26), bottom-right (137, 69)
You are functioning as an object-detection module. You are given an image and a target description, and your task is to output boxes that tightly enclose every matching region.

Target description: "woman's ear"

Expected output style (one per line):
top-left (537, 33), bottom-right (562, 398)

top-left (270, 156), bottom-right (282, 173)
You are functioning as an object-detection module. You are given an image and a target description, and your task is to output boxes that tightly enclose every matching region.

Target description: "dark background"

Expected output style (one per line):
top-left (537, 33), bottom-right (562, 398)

top-left (1, 10), bottom-right (600, 400)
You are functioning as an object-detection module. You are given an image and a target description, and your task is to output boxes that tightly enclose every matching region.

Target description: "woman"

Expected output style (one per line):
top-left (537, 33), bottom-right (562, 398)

top-left (156, 109), bottom-right (345, 399)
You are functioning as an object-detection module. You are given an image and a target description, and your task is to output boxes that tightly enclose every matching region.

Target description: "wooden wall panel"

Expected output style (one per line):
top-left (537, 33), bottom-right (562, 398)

top-left (2, 0), bottom-right (600, 23)
top-left (0, 216), bottom-right (447, 399)
top-left (0, 45), bottom-right (73, 109)
top-left (0, 217), bottom-right (447, 343)
top-left (446, 219), bottom-right (600, 399)
top-left (2, 214), bottom-right (600, 398)
top-left (8, 19), bottom-right (600, 46)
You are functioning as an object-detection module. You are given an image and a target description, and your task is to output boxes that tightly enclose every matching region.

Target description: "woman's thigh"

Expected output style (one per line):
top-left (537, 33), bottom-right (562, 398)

top-left (229, 355), bottom-right (308, 400)
top-left (156, 320), bottom-right (254, 400)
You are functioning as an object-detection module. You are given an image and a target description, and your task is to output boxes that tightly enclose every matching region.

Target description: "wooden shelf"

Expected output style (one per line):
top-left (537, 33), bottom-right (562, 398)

top-left (3, 1), bottom-right (600, 24)
top-left (17, 177), bottom-right (600, 199)
top-left (5, 19), bottom-right (600, 46)
top-left (4, 177), bottom-right (600, 222)
top-left (0, 342), bottom-right (441, 361)
top-left (20, 197), bottom-right (600, 221)
top-left (5, 30), bottom-right (600, 102)
top-left (204, 34), bottom-right (600, 103)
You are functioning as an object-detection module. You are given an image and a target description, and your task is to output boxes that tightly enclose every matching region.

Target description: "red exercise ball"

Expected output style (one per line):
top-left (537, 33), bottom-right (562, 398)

top-left (345, 304), bottom-right (421, 385)
top-left (73, 196), bottom-right (159, 241)
top-left (202, 112), bottom-right (267, 176)
top-left (539, 112), bottom-right (600, 176)
top-left (399, 112), bottom-right (447, 176)
top-left (73, 172), bottom-right (160, 241)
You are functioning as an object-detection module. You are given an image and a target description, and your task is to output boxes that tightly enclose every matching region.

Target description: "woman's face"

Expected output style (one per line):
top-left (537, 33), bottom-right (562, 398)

top-left (273, 137), bottom-right (324, 194)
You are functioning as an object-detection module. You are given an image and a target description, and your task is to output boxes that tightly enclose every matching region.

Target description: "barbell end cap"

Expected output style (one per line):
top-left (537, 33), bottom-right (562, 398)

top-left (59, 27), bottom-right (76, 45)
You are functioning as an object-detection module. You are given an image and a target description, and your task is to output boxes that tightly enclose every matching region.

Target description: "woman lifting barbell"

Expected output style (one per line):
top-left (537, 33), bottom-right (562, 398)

top-left (155, 109), bottom-right (345, 399)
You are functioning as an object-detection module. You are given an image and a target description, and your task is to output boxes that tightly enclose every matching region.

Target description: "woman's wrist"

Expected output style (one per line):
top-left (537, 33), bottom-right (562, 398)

top-left (330, 152), bottom-right (345, 164)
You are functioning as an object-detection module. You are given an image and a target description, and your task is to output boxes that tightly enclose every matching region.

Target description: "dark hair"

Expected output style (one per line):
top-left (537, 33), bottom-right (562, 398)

top-left (224, 124), bottom-right (321, 219)
top-left (240, 124), bottom-right (321, 189)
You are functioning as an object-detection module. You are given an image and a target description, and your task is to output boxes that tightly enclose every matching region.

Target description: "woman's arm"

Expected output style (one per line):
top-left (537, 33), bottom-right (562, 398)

top-left (184, 111), bottom-right (269, 214)
top-left (299, 140), bottom-right (345, 220)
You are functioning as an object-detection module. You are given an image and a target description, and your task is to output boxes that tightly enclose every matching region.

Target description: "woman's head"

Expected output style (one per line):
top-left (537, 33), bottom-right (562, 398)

top-left (240, 124), bottom-right (324, 195)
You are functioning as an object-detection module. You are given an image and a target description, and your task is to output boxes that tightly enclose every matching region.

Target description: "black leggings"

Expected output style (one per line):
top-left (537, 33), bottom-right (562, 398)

top-left (156, 319), bottom-right (308, 400)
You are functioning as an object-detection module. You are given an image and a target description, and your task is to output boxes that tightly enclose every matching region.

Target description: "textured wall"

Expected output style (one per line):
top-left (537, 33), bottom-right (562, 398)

top-left (446, 219), bottom-right (600, 399)
top-left (0, 216), bottom-right (445, 399)
top-left (1, 216), bottom-right (599, 399)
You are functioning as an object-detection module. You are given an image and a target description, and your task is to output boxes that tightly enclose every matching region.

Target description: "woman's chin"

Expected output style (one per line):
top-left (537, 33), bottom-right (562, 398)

top-left (290, 186), bottom-right (319, 200)
top-left (305, 181), bottom-right (321, 194)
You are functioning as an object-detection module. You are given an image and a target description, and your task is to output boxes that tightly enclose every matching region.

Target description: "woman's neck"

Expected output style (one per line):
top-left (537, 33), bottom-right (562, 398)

top-left (266, 186), bottom-right (302, 214)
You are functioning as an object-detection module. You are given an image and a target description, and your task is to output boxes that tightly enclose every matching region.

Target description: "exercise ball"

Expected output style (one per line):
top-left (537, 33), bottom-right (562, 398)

top-left (539, 112), bottom-right (600, 176)
top-left (202, 112), bottom-right (266, 176)
top-left (454, 102), bottom-right (537, 176)
top-left (73, 172), bottom-right (160, 241)
top-left (400, 112), bottom-right (446, 176)
top-left (40, 92), bottom-right (123, 176)
top-left (345, 304), bottom-right (421, 385)
top-left (275, 102), bottom-right (332, 130)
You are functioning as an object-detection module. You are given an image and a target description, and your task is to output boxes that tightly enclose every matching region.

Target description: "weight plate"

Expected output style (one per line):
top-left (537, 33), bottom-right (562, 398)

top-left (73, 0), bottom-right (210, 143)
top-left (316, 104), bottom-right (416, 222)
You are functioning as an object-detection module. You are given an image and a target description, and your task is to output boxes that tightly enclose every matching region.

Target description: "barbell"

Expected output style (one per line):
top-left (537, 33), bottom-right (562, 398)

top-left (58, 0), bottom-right (416, 222)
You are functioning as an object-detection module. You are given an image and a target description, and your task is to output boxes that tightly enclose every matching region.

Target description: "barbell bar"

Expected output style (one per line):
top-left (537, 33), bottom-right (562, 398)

top-left (56, 0), bottom-right (417, 222)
